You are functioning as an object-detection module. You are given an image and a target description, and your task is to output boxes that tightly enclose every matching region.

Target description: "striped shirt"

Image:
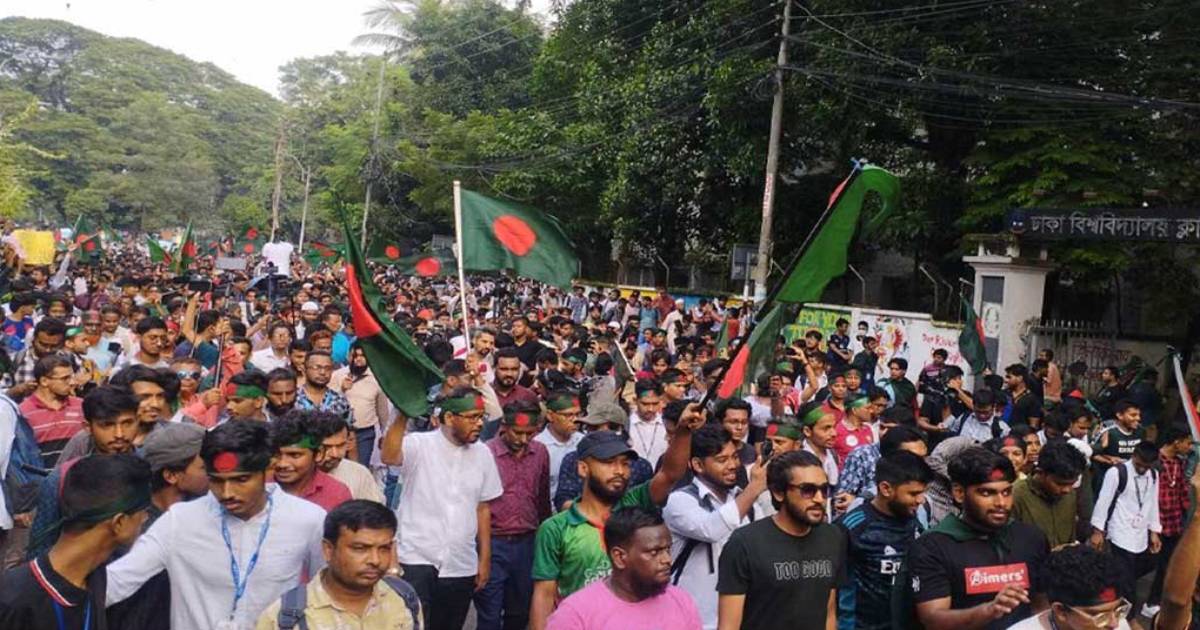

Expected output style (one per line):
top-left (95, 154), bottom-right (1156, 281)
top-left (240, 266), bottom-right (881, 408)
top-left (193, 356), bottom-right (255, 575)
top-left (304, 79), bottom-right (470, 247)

top-left (18, 394), bottom-right (84, 468)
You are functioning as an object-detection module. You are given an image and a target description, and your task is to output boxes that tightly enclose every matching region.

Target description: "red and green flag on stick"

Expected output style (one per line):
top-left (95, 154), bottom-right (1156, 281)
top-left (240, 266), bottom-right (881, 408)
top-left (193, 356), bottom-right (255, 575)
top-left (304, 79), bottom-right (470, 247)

top-left (147, 237), bottom-right (173, 266)
top-left (958, 298), bottom-right (988, 374)
top-left (717, 164), bottom-right (901, 398)
top-left (394, 250), bottom-right (457, 277)
top-left (459, 189), bottom-right (578, 289)
top-left (234, 226), bottom-right (266, 256)
top-left (368, 238), bottom-right (407, 263)
top-left (342, 222), bottom-right (444, 417)
top-left (71, 215), bottom-right (100, 261)
top-left (304, 240), bottom-right (344, 266)
top-left (174, 222), bottom-right (197, 274)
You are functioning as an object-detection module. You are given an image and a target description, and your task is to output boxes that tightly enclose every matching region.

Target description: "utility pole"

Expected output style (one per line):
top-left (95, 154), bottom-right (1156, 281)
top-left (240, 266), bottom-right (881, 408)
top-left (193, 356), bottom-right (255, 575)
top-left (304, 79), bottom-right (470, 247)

top-left (752, 0), bottom-right (793, 303)
top-left (268, 125), bottom-right (286, 242)
top-left (361, 56), bottom-right (388, 250)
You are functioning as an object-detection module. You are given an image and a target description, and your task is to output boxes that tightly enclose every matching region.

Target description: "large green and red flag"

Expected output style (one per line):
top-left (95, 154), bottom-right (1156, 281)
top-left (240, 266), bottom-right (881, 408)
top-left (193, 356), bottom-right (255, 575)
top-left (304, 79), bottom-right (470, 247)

top-left (394, 249), bottom-right (457, 278)
top-left (234, 226), bottom-right (266, 256)
top-left (342, 222), bottom-right (444, 417)
top-left (459, 189), bottom-right (578, 289)
top-left (958, 298), bottom-right (988, 374)
top-left (147, 237), bottom-right (173, 266)
top-left (304, 240), bottom-right (344, 266)
top-left (174, 222), bottom-right (197, 273)
top-left (718, 164), bottom-right (901, 397)
top-left (368, 238), bottom-right (407, 264)
top-left (71, 215), bottom-right (99, 261)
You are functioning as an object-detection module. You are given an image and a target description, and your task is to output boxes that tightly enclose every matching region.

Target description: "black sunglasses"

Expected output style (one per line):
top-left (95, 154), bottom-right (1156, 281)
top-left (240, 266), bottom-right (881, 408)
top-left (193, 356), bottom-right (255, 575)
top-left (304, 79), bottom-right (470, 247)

top-left (788, 483), bottom-right (832, 500)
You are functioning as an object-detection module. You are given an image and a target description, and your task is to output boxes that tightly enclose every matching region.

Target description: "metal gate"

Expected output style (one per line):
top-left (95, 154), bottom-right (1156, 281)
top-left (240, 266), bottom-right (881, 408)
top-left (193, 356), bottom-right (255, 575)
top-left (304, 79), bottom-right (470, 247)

top-left (1024, 320), bottom-right (1120, 396)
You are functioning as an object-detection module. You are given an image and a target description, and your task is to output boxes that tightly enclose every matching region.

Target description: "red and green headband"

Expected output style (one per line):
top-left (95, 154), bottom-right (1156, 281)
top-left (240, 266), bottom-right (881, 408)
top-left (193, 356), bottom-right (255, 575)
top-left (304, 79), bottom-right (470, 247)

top-left (206, 450), bottom-right (272, 474)
top-left (766, 422), bottom-right (803, 440)
top-left (442, 393), bottom-right (486, 414)
top-left (546, 395), bottom-right (581, 412)
top-left (503, 410), bottom-right (538, 427)
top-left (224, 383), bottom-right (266, 399)
top-left (801, 405), bottom-right (832, 426)
top-left (846, 396), bottom-right (871, 411)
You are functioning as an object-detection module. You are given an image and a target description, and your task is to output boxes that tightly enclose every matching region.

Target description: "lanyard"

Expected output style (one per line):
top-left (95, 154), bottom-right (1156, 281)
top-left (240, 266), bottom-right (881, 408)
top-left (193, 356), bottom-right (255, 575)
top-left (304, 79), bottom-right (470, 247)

top-left (632, 419), bottom-right (660, 458)
top-left (220, 493), bottom-right (274, 616)
top-left (51, 600), bottom-right (90, 630)
top-left (1134, 474), bottom-right (1148, 511)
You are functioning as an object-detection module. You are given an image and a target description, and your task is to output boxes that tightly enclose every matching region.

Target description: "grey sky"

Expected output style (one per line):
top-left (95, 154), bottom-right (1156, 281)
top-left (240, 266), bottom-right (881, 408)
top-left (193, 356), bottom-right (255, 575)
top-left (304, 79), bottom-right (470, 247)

top-left (2, 0), bottom-right (550, 97)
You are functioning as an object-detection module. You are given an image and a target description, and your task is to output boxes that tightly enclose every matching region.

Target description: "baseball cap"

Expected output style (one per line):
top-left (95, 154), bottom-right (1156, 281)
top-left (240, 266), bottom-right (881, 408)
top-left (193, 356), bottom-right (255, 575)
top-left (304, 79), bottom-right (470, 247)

top-left (300, 301), bottom-right (320, 312)
top-left (576, 432), bottom-right (636, 461)
top-left (142, 423), bottom-right (206, 472)
top-left (578, 401), bottom-right (627, 428)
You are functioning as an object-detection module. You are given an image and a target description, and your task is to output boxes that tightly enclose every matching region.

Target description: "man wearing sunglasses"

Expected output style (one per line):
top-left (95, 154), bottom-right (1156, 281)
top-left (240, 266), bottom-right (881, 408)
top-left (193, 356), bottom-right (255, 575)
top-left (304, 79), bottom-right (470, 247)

top-left (1006, 544), bottom-right (1131, 629)
top-left (908, 446), bottom-right (1050, 630)
top-left (716, 450), bottom-right (847, 630)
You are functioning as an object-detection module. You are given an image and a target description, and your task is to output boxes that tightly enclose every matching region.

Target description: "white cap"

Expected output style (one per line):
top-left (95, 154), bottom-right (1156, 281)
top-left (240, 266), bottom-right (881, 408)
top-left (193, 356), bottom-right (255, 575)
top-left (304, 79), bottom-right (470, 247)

top-left (300, 301), bottom-right (320, 312)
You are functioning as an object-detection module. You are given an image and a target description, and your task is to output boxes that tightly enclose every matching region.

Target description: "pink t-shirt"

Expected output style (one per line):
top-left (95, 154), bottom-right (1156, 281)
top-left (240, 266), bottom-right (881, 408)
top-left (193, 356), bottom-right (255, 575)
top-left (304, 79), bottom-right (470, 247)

top-left (546, 580), bottom-right (703, 630)
top-left (833, 419), bottom-right (876, 469)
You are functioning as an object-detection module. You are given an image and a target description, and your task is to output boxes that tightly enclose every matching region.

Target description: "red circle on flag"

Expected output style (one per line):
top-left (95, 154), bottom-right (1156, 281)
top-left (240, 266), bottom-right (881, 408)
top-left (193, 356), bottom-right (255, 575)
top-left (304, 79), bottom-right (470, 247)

top-left (183, 241), bottom-right (197, 257)
top-left (384, 245), bottom-right (401, 260)
top-left (243, 243), bottom-right (255, 254)
top-left (414, 257), bottom-right (441, 277)
top-left (75, 234), bottom-right (88, 244)
top-left (246, 227), bottom-right (258, 240)
top-left (83, 240), bottom-right (96, 252)
top-left (492, 215), bottom-right (537, 257)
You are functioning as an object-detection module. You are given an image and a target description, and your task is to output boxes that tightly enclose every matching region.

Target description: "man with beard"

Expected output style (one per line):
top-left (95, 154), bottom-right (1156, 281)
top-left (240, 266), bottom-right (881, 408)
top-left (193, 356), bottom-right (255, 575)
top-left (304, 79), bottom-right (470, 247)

top-left (716, 450), bottom-right (848, 630)
top-left (380, 387), bottom-right (504, 630)
top-left (664, 424), bottom-right (767, 629)
top-left (836, 451), bottom-right (934, 630)
top-left (107, 422), bottom-right (209, 630)
top-left (312, 411), bottom-right (385, 503)
top-left (331, 343), bottom-right (390, 464)
top-left (3, 316), bottom-right (68, 395)
top-left (475, 402), bottom-right (552, 630)
top-left (104, 365), bottom-right (170, 443)
top-left (530, 402), bottom-right (703, 630)
top-left (296, 351), bottom-right (352, 426)
top-left (908, 446), bottom-right (1050, 630)
top-left (106, 420), bottom-right (326, 629)
top-left (113, 316), bottom-right (170, 370)
top-left (220, 370), bottom-right (269, 423)
top-left (271, 410), bottom-right (353, 512)
top-left (265, 367), bottom-right (299, 422)
top-left (510, 316), bottom-right (542, 369)
top-left (255, 501), bottom-right (422, 630)
top-left (547, 507), bottom-right (703, 630)
top-left (493, 347), bottom-right (538, 409)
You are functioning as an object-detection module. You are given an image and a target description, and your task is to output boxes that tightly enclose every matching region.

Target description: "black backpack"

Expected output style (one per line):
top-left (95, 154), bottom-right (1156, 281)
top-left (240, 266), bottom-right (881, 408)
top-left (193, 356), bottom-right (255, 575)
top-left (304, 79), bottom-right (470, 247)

top-left (1103, 462), bottom-right (1157, 534)
top-left (669, 483), bottom-right (754, 585)
top-left (277, 575), bottom-right (422, 630)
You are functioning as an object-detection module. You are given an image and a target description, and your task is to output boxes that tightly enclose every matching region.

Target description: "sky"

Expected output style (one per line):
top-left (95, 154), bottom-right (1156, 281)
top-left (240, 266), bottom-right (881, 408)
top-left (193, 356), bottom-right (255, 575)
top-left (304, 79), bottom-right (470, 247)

top-left (2, 0), bottom-right (550, 97)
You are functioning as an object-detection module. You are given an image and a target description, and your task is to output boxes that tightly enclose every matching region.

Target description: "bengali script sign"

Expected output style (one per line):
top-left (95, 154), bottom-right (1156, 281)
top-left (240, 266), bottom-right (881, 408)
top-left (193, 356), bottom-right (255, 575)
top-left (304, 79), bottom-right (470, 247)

top-left (1012, 208), bottom-right (1200, 243)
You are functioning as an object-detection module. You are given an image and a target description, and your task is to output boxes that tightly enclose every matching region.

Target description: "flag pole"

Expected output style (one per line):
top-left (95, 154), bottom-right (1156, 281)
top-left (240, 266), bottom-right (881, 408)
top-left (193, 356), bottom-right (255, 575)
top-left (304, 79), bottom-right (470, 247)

top-left (698, 161), bottom-right (868, 410)
top-left (453, 180), bottom-right (472, 347)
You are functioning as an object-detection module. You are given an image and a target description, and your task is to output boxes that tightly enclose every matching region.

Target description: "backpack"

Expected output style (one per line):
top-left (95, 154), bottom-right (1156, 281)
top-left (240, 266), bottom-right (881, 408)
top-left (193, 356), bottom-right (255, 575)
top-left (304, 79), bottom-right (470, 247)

top-left (1103, 462), bottom-right (1157, 534)
top-left (277, 575), bottom-right (422, 630)
top-left (669, 483), bottom-right (754, 585)
top-left (0, 394), bottom-right (47, 514)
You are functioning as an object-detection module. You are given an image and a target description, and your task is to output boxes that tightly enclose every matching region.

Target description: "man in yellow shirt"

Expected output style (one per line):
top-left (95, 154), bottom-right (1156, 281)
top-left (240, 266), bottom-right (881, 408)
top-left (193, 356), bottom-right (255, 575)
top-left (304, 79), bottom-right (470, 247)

top-left (256, 500), bottom-right (421, 630)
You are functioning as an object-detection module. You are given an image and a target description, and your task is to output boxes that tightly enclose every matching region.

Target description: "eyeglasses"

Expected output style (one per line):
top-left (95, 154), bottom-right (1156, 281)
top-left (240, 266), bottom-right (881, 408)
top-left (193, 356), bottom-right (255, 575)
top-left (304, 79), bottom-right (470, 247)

top-left (176, 371), bottom-right (202, 380)
top-left (1066, 598), bottom-right (1131, 627)
top-left (787, 483), bottom-right (832, 499)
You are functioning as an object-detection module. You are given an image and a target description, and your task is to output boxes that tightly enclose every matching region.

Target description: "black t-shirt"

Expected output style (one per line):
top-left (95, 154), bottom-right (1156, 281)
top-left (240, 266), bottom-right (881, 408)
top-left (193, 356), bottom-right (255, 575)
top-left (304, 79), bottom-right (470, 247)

top-left (511, 338), bottom-right (542, 369)
top-left (1006, 390), bottom-right (1042, 427)
top-left (717, 517), bottom-right (849, 630)
top-left (908, 521), bottom-right (1049, 630)
top-left (0, 555), bottom-right (109, 630)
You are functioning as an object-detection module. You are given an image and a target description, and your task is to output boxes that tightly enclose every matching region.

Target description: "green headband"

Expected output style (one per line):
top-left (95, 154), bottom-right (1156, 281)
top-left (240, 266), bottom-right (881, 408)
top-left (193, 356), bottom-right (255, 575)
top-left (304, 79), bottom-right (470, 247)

top-left (225, 383), bottom-right (266, 399)
top-left (563, 354), bottom-right (586, 365)
top-left (61, 486), bottom-right (152, 527)
top-left (66, 326), bottom-right (85, 338)
top-left (290, 434), bottom-right (321, 450)
top-left (766, 422), bottom-right (803, 440)
top-left (846, 396), bottom-right (871, 411)
top-left (546, 395), bottom-right (582, 412)
top-left (801, 405), bottom-right (832, 426)
top-left (442, 394), bottom-right (485, 414)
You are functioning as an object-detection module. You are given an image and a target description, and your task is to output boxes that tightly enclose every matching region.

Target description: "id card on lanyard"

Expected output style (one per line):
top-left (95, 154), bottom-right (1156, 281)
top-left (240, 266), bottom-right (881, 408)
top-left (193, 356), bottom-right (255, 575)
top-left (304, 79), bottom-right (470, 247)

top-left (218, 493), bottom-right (275, 629)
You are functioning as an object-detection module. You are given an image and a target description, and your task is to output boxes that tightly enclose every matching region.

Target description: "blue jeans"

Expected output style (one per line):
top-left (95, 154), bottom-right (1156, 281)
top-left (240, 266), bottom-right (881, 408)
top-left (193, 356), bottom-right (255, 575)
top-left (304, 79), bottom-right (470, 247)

top-left (355, 426), bottom-right (375, 466)
top-left (473, 533), bottom-right (535, 630)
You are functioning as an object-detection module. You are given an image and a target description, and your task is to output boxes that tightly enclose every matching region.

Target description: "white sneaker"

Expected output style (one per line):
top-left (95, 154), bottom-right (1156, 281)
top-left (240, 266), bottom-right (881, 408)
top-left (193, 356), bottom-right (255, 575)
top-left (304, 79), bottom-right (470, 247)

top-left (1141, 603), bottom-right (1161, 617)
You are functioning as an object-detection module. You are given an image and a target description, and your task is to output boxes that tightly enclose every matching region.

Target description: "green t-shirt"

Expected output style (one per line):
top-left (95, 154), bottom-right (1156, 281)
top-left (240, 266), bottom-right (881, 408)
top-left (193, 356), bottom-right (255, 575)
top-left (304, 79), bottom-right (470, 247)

top-left (531, 482), bottom-right (655, 597)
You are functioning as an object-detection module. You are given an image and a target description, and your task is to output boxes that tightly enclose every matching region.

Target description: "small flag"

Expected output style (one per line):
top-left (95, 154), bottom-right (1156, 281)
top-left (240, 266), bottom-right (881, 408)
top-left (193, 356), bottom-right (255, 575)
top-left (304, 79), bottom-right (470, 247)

top-left (71, 216), bottom-right (99, 261)
top-left (959, 298), bottom-right (988, 374)
top-left (459, 189), bottom-right (578, 289)
top-left (304, 240), bottom-right (344, 266)
top-left (715, 317), bottom-right (732, 356)
top-left (235, 226), bottom-right (266, 255)
top-left (147, 238), bottom-right (173, 265)
top-left (175, 222), bottom-right (196, 273)
top-left (368, 238), bottom-right (407, 263)
top-left (343, 222), bottom-right (444, 417)
top-left (387, 249), bottom-right (457, 277)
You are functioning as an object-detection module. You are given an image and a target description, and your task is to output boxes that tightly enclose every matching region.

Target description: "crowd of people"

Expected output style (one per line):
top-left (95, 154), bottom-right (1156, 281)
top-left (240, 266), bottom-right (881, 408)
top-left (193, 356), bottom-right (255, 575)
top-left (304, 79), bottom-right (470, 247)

top-left (0, 233), bottom-right (1198, 630)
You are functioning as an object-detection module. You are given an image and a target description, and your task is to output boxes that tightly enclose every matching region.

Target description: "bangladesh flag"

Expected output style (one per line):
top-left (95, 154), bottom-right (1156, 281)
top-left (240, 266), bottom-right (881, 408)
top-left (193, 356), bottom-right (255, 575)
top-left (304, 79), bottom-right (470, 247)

top-left (71, 216), bottom-right (99, 261)
top-left (459, 189), bottom-right (578, 289)
top-left (304, 240), bottom-right (344, 266)
top-left (342, 222), bottom-right (444, 417)
top-left (719, 163), bottom-right (900, 395)
top-left (394, 249), bottom-right (457, 277)
top-left (714, 317), bottom-right (732, 355)
top-left (774, 164), bottom-right (900, 303)
top-left (368, 238), bottom-right (406, 263)
top-left (147, 237), bottom-right (173, 266)
top-left (235, 226), bottom-right (266, 256)
top-left (175, 222), bottom-right (197, 273)
top-left (959, 298), bottom-right (988, 374)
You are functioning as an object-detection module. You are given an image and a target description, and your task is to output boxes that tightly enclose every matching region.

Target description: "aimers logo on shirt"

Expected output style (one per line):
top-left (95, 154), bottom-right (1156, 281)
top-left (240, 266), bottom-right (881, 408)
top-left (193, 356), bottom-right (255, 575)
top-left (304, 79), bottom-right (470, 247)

top-left (963, 563), bottom-right (1030, 595)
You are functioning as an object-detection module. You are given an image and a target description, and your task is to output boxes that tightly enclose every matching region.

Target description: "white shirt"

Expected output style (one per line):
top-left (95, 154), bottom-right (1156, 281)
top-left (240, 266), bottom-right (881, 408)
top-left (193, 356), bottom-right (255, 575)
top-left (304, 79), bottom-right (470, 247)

top-left (329, 458), bottom-right (386, 503)
top-left (250, 347), bottom-right (290, 372)
top-left (949, 412), bottom-right (1010, 443)
top-left (0, 396), bottom-right (16, 529)
top-left (628, 412), bottom-right (668, 466)
top-left (261, 241), bottom-right (294, 276)
top-left (803, 440), bottom-right (840, 488)
top-left (106, 488), bottom-right (326, 630)
top-left (396, 430), bottom-right (503, 577)
top-left (664, 478), bottom-right (754, 630)
top-left (1008, 611), bottom-right (1131, 629)
top-left (534, 427), bottom-right (583, 503)
top-left (1091, 460), bottom-right (1161, 553)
